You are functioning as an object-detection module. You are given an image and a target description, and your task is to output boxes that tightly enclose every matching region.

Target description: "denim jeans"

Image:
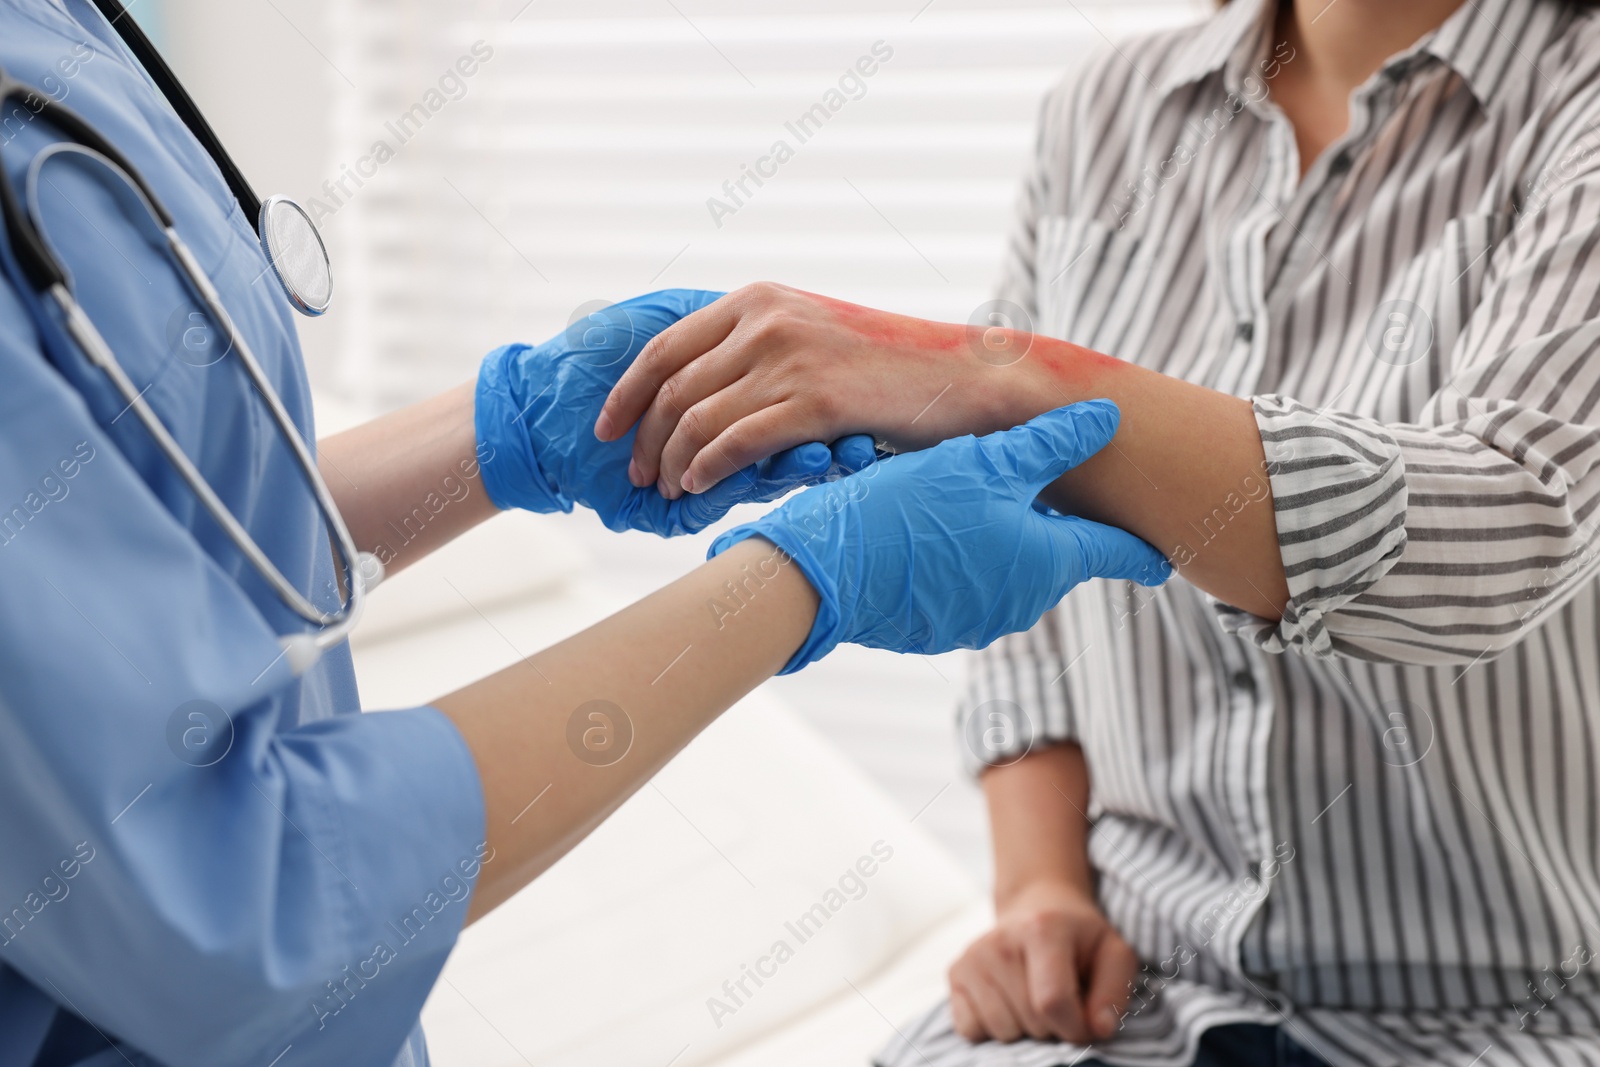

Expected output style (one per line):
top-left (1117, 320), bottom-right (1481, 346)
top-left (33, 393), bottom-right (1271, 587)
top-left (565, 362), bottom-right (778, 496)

top-left (1080, 1024), bottom-right (1328, 1067)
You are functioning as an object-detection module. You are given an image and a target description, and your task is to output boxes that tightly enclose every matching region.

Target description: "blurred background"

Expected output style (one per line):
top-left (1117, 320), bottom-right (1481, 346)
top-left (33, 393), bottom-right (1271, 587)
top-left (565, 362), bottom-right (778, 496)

top-left (139, 3), bottom-right (1211, 1062)
top-left (150, 0), bottom-right (1203, 895)
top-left (146, 0), bottom-right (1207, 892)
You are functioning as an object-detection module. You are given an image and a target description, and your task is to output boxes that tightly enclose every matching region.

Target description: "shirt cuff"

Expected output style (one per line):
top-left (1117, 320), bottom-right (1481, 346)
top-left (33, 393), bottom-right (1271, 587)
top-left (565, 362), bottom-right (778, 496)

top-left (1215, 395), bottom-right (1409, 657)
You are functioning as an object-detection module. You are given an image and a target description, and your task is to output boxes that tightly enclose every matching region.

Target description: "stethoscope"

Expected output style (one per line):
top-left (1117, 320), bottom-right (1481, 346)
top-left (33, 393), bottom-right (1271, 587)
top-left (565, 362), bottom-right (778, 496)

top-left (0, 0), bottom-right (381, 675)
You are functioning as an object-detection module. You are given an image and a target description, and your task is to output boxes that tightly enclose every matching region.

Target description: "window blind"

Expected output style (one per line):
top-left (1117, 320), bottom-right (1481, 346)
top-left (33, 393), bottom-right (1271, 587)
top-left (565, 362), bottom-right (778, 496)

top-left (322, 0), bottom-right (1207, 408)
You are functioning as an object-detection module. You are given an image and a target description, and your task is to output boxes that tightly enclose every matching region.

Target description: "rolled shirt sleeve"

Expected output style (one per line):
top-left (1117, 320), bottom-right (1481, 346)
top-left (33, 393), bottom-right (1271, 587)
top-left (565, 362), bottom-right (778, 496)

top-left (1218, 397), bottom-right (1411, 657)
top-left (1219, 119), bottom-right (1600, 665)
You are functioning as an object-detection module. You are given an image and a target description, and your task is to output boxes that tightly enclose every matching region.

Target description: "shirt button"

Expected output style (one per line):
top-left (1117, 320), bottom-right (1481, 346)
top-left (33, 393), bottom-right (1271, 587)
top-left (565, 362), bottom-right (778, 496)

top-left (1236, 321), bottom-right (1255, 344)
top-left (1231, 668), bottom-right (1257, 693)
top-left (1329, 151), bottom-right (1352, 176)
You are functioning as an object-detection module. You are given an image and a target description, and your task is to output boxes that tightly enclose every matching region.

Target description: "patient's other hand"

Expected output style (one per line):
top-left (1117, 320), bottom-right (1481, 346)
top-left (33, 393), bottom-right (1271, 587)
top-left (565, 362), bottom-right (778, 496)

top-left (948, 880), bottom-right (1138, 1045)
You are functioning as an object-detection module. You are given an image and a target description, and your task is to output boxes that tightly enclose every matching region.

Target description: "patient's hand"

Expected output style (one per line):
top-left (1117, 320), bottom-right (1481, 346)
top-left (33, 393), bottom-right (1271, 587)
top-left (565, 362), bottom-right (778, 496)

top-left (593, 282), bottom-right (1042, 500)
top-left (477, 289), bottom-right (876, 536)
top-left (948, 879), bottom-right (1138, 1046)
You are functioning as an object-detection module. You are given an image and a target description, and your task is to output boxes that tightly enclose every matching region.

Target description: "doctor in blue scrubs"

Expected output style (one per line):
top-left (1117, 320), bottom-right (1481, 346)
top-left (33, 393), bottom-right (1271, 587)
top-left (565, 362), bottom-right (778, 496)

top-left (0, 2), bottom-right (1171, 1064)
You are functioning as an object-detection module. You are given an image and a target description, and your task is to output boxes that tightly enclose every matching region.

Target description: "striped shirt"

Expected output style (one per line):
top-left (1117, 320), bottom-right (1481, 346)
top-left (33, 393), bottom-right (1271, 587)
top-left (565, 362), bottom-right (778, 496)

top-left (877, 1), bottom-right (1600, 1065)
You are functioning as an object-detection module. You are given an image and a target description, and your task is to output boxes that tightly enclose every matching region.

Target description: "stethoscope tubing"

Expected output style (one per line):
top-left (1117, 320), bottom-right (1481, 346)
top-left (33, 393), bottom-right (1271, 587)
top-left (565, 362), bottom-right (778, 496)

top-left (0, 77), bottom-right (374, 673)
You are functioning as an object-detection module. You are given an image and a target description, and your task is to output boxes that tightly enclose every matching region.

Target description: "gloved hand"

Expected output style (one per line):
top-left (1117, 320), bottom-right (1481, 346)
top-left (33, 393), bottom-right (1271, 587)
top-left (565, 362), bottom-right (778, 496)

top-left (476, 289), bottom-right (877, 536)
top-left (708, 400), bottom-right (1171, 672)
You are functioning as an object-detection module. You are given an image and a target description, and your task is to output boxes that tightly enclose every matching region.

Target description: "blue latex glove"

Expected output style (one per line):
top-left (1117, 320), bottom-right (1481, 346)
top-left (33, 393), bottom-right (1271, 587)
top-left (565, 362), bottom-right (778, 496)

top-left (476, 289), bottom-right (877, 536)
top-left (709, 400), bottom-right (1172, 672)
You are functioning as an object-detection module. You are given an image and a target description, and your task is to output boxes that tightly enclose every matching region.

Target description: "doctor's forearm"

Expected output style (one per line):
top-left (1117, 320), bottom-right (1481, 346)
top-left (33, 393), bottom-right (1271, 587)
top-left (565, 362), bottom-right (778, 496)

top-left (317, 381), bottom-right (499, 575)
top-left (435, 536), bottom-right (816, 922)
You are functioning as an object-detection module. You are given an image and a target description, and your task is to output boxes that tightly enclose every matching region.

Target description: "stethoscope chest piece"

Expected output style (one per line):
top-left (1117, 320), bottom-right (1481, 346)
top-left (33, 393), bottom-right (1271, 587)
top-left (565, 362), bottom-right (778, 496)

top-left (258, 195), bottom-right (332, 317)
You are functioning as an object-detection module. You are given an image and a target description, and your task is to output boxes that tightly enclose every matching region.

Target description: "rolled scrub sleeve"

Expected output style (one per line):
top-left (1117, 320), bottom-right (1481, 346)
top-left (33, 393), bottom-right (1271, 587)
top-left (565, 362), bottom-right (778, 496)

top-left (1219, 131), bottom-right (1600, 666)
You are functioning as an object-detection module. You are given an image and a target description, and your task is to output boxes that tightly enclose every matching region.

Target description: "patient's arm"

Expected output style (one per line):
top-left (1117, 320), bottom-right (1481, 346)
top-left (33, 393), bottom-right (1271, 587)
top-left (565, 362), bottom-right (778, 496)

top-left (947, 743), bottom-right (1137, 1044)
top-left (987, 742), bottom-right (1096, 906)
top-left (596, 284), bottom-right (1288, 620)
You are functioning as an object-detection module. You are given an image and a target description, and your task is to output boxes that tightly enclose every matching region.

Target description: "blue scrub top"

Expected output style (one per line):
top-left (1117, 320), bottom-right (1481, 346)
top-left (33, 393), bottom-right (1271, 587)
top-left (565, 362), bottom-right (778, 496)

top-left (0, 2), bottom-right (486, 1065)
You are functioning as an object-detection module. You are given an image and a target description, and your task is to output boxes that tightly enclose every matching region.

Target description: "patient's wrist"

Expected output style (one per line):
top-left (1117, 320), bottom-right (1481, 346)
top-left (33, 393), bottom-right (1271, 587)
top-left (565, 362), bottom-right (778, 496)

top-left (995, 873), bottom-right (1101, 918)
top-left (942, 336), bottom-right (1120, 449)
